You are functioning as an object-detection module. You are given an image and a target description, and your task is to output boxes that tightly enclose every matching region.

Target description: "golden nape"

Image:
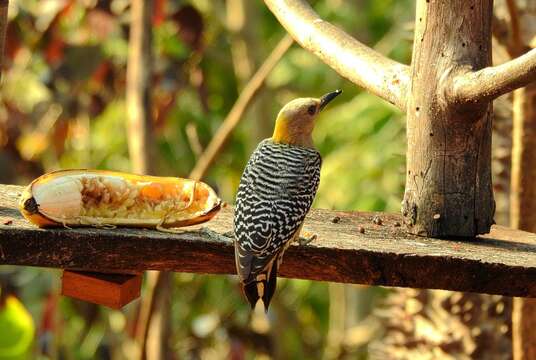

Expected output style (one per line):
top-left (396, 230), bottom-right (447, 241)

top-left (19, 170), bottom-right (221, 229)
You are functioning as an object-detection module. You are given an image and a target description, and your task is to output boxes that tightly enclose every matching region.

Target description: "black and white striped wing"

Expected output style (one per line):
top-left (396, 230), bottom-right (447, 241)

top-left (233, 140), bottom-right (321, 283)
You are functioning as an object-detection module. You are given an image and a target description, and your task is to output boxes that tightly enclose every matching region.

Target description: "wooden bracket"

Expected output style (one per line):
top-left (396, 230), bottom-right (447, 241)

top-left (61, 270), bottom-right (142, 309)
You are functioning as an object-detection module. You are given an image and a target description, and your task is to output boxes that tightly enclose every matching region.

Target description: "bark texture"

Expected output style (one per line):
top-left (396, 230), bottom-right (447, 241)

top-left (402, 0), bottom-right (495, 237)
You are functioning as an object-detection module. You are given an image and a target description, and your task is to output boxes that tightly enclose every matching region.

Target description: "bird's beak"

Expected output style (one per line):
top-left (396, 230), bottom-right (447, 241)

top-left (319, 89), bottom-right (342, 111)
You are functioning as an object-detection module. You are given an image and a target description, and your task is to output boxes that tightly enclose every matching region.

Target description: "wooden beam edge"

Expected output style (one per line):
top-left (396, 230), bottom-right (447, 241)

top-left (0, 224), bottom-right (534, 298)
top-left (1, 184), bottom-right (535, 298)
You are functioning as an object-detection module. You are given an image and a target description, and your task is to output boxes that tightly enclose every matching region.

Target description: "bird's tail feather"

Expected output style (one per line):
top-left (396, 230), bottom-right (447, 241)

top-left (262, 260), bottom-right (278, 311)
top-left (243, 281), bottom-right (260, 310)
top-left (243, 261), bottom-right (278, 312)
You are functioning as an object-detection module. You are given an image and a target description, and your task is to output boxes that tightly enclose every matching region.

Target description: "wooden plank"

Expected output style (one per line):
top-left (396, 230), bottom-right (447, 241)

top-left (1, 184), bottom-right (535, 297)
top-left (61, 270), bottom-right (142, 309)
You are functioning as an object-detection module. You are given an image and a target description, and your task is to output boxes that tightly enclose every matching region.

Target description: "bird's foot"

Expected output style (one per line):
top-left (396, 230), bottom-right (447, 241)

top-left (298, 232), bottom-right (317, 246)
top-left (155, 224), bottom-right (186, 234)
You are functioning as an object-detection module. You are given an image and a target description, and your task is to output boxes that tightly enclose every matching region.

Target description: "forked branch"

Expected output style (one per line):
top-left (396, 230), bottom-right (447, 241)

top-left (452, 48), bottom-right (536, 104)
top-left (264, 0), bottom-right (410, 111)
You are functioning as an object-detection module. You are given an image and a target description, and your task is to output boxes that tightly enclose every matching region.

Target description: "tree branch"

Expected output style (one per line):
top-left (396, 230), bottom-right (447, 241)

top-left (126, 0), bottom-right (155, 175)
top-left (506, 0), bottom-right (522, 56)
top-left (452, 48), bottom-right (536, 104)
top-left (492, 12), bottom-right (516, 56)
top-left (263, 0), bottom-right (409, 111)
top-left (188, 34), bottom-right (293, 181)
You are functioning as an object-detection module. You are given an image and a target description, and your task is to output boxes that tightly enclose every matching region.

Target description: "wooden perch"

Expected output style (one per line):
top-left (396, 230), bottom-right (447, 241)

top-left (263, 0), bottom-right (410, 111)
top-left (1, 184), bottom-right (535, 298)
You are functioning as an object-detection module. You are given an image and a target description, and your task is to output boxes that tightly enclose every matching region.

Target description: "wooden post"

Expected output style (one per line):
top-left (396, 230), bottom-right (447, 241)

top-left (264, 0), bottom-right (536, 238)
top-left (401, 0), bottom-right (495, 237)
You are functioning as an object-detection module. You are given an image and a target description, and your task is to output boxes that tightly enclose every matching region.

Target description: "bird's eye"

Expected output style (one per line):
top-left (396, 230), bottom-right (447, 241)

top-left (307, 105), bottom-right (316, 115)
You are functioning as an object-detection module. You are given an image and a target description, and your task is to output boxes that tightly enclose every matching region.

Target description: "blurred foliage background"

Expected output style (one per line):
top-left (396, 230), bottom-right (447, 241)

top-left (0, 0), bottom-right (415, 358)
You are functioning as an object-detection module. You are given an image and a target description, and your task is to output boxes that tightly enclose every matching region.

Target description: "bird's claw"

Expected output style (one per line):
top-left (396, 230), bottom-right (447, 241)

top-left (298, 233), bottom-right (317, 246)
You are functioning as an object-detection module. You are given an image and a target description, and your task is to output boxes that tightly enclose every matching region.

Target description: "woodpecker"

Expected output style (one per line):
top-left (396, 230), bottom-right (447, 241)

top-left (234, 90), bottom-right (342, 311)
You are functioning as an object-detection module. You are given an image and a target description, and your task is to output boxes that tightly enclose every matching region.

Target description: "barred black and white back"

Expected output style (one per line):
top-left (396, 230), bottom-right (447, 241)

top-left (233, 138), bottom-right (321, 310)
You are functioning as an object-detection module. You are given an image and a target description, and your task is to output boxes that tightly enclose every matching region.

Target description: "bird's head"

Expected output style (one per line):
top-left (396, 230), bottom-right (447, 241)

top-left (272, 90), bottom-right (342, 147)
